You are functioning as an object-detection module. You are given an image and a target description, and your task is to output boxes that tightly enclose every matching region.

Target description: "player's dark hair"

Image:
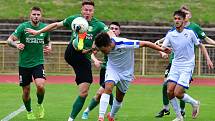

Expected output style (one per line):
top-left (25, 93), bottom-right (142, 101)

top-left (31, 6), bottom-right (42, 12)
top-left (95, 32), bottom-right (111, 48)
top-left (173, 10), bottom-right (186, 19)
top-left (82, 0), bottom-right (95, 6)
top-left (180, 5), bottom-right (190, 12)
top-left (109, 22), bottom-right (120, 28)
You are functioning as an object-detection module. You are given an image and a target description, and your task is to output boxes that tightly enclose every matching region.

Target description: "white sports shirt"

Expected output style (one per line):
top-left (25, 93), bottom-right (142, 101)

top-left (106, 37), bottom-right (140, 81)
top-left (162, 28), bottom-right (201, 67)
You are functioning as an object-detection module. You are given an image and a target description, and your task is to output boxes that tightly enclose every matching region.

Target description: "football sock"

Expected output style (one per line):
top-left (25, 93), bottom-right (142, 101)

top-left (170, 97), bottom-right (181, 117)
top-left (109, 93), bottom-right (114, 106)
top-left (88, 98), bottom-right (99, 111)
top-left (23, 98), bottom-right (32, 112)
top-left (37, 92), bottom-right (44, 104)
top-left (181, 93), bottom-right (198, 106)
top-left (99, 93), bottom-right (110, 118)
top-left (70, 96), bottom-right (86, 119)
top-left (180, 100), bottom-right (186, 111)
top-left (162, 81), bottom-right (169, 106)
top-left (110, 98), bottom-right (122, 118)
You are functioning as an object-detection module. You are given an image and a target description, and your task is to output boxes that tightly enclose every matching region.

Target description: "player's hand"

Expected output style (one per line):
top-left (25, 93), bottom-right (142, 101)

top-left (159, 51), bottom-right (168, 59)
top-left (25, 28), bottom-right (40, 35)
top-left (94, 59), bottom-right (102, 68)
top-left (17, 43), bottom-right (25, 50)
top-left (43, 45), bottom-right (52, 55)
top-left (206, 59), bottom-right (214, 69)
top-left (163, 47), bottom-right (172, 54)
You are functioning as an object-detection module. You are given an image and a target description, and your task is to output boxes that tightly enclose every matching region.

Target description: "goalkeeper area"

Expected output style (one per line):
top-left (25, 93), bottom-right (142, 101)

top-left (0, 75), bottom-right (215, 121)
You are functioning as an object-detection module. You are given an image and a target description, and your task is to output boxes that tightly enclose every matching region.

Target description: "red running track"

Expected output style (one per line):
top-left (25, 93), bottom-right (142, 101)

top-left (0, 75), bottom-right (215, 86)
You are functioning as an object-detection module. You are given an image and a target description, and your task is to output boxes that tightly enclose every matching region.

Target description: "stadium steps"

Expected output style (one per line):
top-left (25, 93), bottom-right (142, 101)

top-left (1, 21), bottom-right (215, 42)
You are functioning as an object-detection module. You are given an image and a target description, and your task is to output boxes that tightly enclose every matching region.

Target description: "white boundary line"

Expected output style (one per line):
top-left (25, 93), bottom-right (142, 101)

top-left (1, 105), bottom-right (25, 121)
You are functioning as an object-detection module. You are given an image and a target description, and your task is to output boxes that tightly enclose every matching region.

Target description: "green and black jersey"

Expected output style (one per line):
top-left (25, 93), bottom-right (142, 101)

top-left (13, 21), bottom-right (50, 68)
top-left (63, 14), bottom-right (109, 60)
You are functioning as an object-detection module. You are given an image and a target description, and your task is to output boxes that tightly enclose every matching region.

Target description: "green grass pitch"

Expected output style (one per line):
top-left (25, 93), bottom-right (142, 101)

top-left (0, 83), bottom-right (215, 121)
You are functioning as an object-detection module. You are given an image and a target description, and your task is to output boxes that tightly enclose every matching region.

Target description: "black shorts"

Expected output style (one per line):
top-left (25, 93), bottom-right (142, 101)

top-left (19, 64), bottom-right (46, 86)
top-left (100, 67), bottom-right (106, 88)
top-left (64, 43), bottom-right (93, 85)
top-left (164, 63), bottom-right (171, 78)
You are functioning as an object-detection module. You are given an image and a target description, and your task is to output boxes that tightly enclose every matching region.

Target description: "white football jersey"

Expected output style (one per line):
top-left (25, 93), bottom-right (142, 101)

top-left (106, 37), bottom-right (140, 81)
top-left (162, 28), bottom-right (200, 67)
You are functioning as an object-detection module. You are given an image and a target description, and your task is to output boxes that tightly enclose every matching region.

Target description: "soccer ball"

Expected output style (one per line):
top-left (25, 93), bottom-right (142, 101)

top-left (71, 17), bottom-right (89, 33)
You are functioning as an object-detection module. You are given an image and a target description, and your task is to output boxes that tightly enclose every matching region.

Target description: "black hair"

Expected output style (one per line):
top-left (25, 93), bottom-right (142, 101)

top-left (109, 22), bottom-right (120, 28)
top-left (82, 0), bottom-right (95, 6)
top-left (173, 10), bottom-right (186, 19)
top-left (95, 32), bottom-right (111, 48)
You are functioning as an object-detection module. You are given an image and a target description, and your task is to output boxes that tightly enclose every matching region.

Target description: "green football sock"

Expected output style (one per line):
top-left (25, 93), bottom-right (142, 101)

top-left (37, 92), bottom-right (44, 104)
top-left (180, 99), bottom-right (186, 111)
top-left (162, 81), bottom-right (169, 106)
top-left (109, 93), bottom-right (114, 106)
top-left (23, 98), bottom-right (32, 112)
top-left (88, 98), bottom-right (99, 111)
top-left (70, 96), bottom-right (86, 119)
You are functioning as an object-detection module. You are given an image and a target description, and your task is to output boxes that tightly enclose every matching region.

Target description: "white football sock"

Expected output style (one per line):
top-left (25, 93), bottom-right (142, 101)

top-left (110, 98), bottom-right (122, 118)
top-left (170, 97), bottom-right (182, 117)
top-left (68, 117), bottom-right (74, 121)
top-left (99, 93), bottom-right (110, 118)
top-left (84, 107), bottom-right (90, 113)
top-left (163, 105), bottom-right (170, 110)
top-left (182, 93), bottom-right (198, 106)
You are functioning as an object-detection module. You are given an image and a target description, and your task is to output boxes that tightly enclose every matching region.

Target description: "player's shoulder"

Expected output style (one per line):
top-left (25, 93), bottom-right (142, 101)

top-left (166, 27), bottom-right (176, 35)
top-left (39, 22), bottom-right (48, 27)
top-left (19, 21), bottom-right (30, 26)
top-left (91, 17), bottom-right (105, 24)
top-left (189, 22), bottom-right (202, 29)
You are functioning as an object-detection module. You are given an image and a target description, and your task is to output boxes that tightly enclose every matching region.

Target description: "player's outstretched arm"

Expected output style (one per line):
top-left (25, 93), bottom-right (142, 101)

top-left (199, 43), bottom-right (214, 69)
top-left (204, 36), bottom-right (215, 45)
top-left (140, 41), bottom-right (171, 54)
top-left (25, 21), bottom-right (64, 35)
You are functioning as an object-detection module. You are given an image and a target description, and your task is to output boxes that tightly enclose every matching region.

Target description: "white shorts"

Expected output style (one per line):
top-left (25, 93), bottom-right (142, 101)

top-left (167, 65), bottom-right (194, 89)
top-left (105, 68), bottom-right (132, 93)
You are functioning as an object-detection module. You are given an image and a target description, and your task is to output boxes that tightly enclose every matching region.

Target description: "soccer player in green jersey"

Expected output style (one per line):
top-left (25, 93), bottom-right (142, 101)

top-left (25, 1), bottom-right (115, 121)
top-left (81, 22), bottom-right (121, 120)
top-left (7, 6), bottom-right (51, 120)
top-left (155, 5), bottom-right (214, 118)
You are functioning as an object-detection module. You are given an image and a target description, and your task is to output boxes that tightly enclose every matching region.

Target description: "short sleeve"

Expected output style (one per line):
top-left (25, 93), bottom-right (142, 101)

top-left (12, 24), bottom-right (25, 39)
top-left (162, 33), bottom-right (171, 48)
top-left (63, 15), bottom-right (77, 30)
top-left (191, 31), bottom-right (201, 46)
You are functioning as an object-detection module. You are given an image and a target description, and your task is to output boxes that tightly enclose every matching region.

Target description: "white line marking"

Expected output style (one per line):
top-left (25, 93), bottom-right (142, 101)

top-left (1, 105), bottom-right (25, 121)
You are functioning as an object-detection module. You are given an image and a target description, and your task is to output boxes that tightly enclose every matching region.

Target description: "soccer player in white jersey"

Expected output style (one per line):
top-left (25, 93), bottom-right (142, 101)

top-left (94, 32), bottom-right (171, 121)
top-left (162, 10), bottom-right (201, 121)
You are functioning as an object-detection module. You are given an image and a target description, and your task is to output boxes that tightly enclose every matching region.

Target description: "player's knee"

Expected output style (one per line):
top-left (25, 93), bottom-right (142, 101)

top-left (36, 84), bottom-right (45, 92)
top-left (174, 91), bottom-right (183, 99)
top-left (104, 87), bottom-right (113, 94)
top-left (79, 90), bottom-right (89, 97)
top-left (95, 91), bottom-right (103, 100)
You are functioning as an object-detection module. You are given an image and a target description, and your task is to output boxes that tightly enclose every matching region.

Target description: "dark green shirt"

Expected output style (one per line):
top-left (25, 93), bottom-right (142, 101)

top-left (13, 21), bottom-right (50, 68)
top-left (63, 14), bottom-right (109, 60)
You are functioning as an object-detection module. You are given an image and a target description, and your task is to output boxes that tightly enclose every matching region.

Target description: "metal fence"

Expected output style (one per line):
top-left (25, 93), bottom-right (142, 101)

top-left (0, 41), bottom-right (214, 76)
